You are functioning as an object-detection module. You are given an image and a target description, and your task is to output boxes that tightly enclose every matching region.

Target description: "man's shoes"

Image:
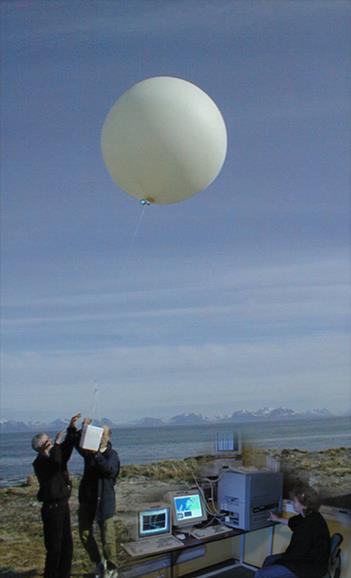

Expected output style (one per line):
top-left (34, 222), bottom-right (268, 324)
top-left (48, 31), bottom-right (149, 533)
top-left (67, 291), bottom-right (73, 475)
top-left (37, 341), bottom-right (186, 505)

top-left (94, 561), bottom-right (106, 578)
top-left (105, 562), bottom-right (118, 578)
top-left (105, 571), bottom-right (118, 578)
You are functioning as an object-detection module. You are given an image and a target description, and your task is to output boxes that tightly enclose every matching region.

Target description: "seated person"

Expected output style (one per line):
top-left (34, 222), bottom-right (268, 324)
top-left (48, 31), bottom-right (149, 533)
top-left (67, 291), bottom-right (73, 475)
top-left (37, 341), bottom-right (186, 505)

top-left (255, 484), bottom-right (330, 578)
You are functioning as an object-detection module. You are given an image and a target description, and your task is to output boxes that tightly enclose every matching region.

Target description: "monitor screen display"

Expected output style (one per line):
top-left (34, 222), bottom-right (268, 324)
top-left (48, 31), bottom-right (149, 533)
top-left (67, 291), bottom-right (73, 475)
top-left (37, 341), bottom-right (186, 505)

top-left (138, 506), bottom-right (170, 538)
top-left (171, 491), bottom-right (207, 527)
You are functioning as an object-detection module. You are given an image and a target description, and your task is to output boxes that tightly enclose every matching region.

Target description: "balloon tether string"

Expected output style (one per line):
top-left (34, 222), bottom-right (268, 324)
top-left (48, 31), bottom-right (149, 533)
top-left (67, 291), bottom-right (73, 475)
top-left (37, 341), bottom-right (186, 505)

top-left (125, 201), bottom-right (149, 261)
top-left (91, 383), bottom-right (101, 423)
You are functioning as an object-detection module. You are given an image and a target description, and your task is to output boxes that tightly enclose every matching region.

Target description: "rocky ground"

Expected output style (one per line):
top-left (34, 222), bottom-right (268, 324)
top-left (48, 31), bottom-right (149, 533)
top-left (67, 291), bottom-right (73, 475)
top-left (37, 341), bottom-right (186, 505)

top-left (0, 448), bottom-right (350, 578)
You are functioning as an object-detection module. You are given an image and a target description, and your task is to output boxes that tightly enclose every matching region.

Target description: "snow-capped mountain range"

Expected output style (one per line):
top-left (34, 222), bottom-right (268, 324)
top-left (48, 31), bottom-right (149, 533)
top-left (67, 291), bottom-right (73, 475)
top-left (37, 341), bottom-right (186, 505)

top-left (0, 407), bottom-right (340, 432)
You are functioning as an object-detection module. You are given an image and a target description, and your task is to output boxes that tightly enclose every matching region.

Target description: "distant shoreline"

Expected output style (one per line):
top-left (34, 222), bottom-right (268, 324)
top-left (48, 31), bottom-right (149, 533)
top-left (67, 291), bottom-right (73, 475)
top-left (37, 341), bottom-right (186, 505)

top-left (2, 411), bottom-right (349, 433)
top-left (1, 446), bottom-right (351, 499)
top-left (2, 417), bottom-right (350, 489)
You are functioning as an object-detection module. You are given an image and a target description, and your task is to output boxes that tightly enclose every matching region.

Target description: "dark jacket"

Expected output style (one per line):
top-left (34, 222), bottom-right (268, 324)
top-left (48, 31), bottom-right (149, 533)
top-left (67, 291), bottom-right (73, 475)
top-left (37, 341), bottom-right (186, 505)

top-left (76, 439), bottom-right (120, 521)
top-left (280, 512), bottom-right (330, 578)
top-left (33, 428), bottom-right (75, 504)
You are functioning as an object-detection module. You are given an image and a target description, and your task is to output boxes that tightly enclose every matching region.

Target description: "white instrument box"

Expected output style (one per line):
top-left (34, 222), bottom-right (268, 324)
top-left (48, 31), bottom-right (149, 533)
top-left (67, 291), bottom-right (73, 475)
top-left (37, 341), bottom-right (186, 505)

top-left (79, 424), bottom-right (103, 451)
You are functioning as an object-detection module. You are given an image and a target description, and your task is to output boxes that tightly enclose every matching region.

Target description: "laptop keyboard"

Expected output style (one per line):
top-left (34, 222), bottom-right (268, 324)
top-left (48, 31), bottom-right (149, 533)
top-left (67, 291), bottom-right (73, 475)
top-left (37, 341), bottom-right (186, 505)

top-left (190, 524), bottom-right (231, 540)
top-left (122, 535), bottom-right (184, 556)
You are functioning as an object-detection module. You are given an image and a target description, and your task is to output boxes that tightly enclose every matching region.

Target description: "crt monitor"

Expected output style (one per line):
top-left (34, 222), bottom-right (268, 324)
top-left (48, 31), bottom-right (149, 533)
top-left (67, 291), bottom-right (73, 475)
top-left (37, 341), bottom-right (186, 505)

top-left (168, 489), bottom-right (207, 529)
top-left (215, 431), bottom-right (242, 454)
top-left (138, 506), bottom-right (171, 539)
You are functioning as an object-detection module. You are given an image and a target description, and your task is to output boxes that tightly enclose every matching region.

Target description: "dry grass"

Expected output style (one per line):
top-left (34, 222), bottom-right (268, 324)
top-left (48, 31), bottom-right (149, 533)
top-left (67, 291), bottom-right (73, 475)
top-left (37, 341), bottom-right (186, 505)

top-left (0, 456), bottom-right (211, 577)
top-left (0, 486), bottom-right (130, 577)
top-left (1, 449), bottom-right (350, 577)
top-left (119, 455), bottom-right (213, 482)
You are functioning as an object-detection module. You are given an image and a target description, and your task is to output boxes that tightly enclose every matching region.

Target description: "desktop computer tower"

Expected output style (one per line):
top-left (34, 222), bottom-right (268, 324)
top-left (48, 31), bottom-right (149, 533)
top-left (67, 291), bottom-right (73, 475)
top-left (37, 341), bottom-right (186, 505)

top-left (217, 470), bottom-right (283, 531)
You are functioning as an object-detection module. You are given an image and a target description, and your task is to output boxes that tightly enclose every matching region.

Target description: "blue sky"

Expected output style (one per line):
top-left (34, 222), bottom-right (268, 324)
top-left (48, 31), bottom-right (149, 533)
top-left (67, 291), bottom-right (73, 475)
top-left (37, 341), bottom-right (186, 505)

top-left (1, 0), bottom-right (350, 422)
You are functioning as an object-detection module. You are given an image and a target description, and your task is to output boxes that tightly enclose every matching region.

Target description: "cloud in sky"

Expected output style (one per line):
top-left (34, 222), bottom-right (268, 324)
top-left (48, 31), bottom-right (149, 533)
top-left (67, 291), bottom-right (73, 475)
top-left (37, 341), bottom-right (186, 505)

top-left (2, 332), bottom-right (349, 420)
top-left (1, 0), bottom-right (350, 421)
top-left (2, 252), bottom-right (350, 420)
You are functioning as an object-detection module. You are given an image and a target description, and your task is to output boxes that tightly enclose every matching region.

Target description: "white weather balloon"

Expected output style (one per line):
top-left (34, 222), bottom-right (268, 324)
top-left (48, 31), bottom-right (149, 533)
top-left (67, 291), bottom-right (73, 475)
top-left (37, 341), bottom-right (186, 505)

top-left (101, 76), bottom-right (227, 205)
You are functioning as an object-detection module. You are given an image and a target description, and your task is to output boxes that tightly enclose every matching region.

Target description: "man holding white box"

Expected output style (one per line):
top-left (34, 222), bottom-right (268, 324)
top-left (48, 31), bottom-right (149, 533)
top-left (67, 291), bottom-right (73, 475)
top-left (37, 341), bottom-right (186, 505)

top-left (75, 419), bottom-right (120, 578)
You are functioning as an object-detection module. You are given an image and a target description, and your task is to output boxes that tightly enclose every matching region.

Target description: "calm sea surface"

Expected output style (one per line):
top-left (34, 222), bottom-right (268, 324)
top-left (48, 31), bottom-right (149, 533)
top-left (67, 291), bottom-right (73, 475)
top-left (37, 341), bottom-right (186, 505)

top-left (0, 416), bottom-right (350, 487)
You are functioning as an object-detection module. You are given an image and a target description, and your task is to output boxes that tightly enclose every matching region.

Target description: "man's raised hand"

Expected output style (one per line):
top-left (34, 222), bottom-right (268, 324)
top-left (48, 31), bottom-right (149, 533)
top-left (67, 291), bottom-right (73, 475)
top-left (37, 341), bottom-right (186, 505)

top-left (69, 413), bottom-right (81, 428)
top-left (55, 431), bottom-right (66, 445)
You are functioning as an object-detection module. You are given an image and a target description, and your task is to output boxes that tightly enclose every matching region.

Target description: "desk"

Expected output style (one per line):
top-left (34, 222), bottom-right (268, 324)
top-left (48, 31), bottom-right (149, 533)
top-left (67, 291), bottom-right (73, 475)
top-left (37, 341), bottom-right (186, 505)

top-left (121, 526), bottom-right (256, 578)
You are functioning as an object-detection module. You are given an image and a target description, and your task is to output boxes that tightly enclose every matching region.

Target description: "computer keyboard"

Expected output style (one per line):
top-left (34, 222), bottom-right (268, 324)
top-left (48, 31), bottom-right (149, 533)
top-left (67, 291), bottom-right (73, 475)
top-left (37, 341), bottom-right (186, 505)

top-left (190, 524), bottom-right (231, 540)
top-left (122, 535), bottom-right (184, 557)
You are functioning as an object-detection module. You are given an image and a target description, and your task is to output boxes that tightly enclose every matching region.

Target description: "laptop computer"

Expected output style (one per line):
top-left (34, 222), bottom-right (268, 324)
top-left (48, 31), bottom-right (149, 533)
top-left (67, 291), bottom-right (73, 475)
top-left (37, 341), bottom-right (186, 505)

top-left (122, 505), bottom-right (184, 558)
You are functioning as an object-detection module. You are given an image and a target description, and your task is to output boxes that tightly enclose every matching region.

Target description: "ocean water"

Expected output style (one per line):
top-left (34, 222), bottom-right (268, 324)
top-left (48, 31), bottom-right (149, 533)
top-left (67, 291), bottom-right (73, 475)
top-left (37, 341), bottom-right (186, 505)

top-left (0, 416), bottom-right (350, 487)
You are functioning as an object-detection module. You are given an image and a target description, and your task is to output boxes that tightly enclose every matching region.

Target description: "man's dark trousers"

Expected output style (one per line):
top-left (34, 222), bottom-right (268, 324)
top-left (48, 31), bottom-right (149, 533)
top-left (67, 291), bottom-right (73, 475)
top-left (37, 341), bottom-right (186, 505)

top-left (41, 500), bottom-right (72, 578)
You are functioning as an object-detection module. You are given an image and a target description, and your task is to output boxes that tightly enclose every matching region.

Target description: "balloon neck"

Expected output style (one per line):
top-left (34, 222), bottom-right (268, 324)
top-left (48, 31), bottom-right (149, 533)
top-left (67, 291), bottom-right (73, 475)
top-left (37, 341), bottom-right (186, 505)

top-left (140, 197), bottom-right (155, 206)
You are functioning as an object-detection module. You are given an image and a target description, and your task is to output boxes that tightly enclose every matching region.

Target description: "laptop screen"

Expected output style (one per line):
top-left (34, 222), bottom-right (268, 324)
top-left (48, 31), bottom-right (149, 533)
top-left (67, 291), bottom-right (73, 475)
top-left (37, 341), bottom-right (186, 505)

top-left (138, 506), bottom-right (171, 538)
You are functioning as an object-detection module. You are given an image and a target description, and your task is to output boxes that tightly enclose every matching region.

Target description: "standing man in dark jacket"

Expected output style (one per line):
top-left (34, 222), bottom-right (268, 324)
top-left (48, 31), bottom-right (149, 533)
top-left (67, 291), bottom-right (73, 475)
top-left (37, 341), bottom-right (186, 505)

top-left (32, 413), bottom-right (80, 578)
top-left (75, 420), bottom-right (120, 578)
